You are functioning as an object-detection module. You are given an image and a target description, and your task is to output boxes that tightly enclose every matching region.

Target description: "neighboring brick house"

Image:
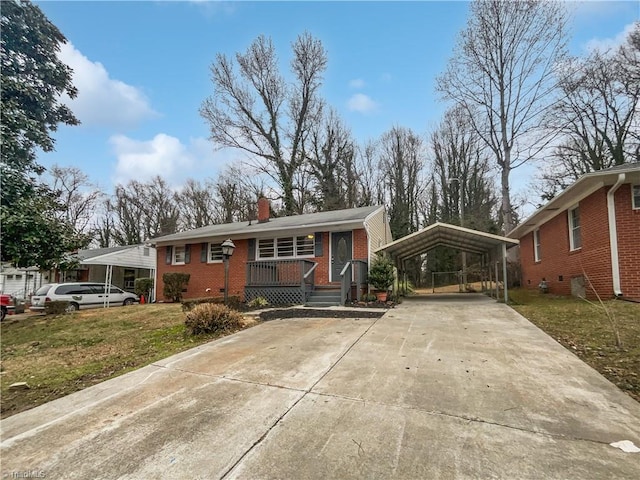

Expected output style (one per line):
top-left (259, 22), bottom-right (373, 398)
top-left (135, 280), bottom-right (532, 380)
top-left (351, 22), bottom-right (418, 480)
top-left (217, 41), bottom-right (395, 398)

top-left (508, 164), bottom-right (640, 300)
top-left (151, 200), bottom-right (391, 305)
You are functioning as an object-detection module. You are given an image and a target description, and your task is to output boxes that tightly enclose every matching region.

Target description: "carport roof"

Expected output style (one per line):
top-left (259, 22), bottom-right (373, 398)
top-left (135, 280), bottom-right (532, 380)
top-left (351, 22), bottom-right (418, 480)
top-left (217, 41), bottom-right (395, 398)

top-left (375, 222), bottom-right (519, 263)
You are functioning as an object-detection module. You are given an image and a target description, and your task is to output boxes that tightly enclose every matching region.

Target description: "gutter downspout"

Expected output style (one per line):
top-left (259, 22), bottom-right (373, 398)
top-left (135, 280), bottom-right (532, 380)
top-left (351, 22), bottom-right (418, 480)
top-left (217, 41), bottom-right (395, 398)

top-left (607, 173), bottom-right (625, 297)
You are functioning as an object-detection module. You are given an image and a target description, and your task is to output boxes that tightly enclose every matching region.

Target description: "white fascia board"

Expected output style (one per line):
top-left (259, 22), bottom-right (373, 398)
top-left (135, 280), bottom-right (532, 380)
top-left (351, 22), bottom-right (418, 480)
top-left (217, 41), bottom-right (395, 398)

top-left (154, 220), bottom-right (366, 246)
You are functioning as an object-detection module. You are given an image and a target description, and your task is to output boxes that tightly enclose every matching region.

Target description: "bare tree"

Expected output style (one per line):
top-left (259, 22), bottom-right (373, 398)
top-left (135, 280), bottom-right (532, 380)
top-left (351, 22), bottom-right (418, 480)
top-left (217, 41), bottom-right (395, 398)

top-left (200, 33), bottom-right (327, 215)
top-left (176, 179), bottom-right (217, 230)
top-left (378, 126), bottom-right (427, 239)
top-left (356, 140), bottom-right (384, 207)
top-left (437, 0), bottom-right (567, 233)
top-left (108, 177), bottom-right (179, 245)
top-left (305, 108), bottom-right (358, 211)
top-left (48, 165), bottom-right (103, 239)
top-left (212, 167), bottom-right (256, 223)
top-left (430, 106), bottom-right (498, 232)
top-left (539, 23), bottom-right (640, 199)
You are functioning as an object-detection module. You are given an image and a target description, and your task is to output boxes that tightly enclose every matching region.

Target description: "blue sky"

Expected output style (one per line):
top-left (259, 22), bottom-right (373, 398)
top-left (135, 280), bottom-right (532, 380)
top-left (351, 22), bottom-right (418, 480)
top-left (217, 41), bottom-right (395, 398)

top-left (35, 0), bottom-right (639, 200)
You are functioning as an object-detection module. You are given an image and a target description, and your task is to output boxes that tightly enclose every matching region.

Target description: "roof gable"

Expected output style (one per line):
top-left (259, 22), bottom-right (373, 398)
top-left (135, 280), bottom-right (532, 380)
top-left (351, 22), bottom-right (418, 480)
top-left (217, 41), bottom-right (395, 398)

top-left (509, 163), bottom-right (640, 239)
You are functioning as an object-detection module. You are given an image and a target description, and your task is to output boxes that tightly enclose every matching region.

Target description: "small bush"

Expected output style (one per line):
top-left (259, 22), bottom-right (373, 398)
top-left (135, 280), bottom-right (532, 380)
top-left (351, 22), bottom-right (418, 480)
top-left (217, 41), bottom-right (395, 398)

top-left (184, 303), bottom-right (244, 335)
top-left (247, 296), bottom-right (269, 308)
top-left (163, 273), bottom-right (190, 302)
top-left (135, 278), bottom-right (154, 299)
top-left (182, 296), bottom-right (242, 312)
top-left (369, 254), bottom-right (395, 291)
top-left (362, 293), bottom-right (378, 302)
top-left (45, 301), bottom-right (70, 315)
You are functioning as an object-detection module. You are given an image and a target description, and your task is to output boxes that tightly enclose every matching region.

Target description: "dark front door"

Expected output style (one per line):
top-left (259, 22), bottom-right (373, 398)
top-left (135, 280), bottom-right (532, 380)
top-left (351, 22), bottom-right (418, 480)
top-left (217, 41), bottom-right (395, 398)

top-left (331, 231), bottom-right (353, 282)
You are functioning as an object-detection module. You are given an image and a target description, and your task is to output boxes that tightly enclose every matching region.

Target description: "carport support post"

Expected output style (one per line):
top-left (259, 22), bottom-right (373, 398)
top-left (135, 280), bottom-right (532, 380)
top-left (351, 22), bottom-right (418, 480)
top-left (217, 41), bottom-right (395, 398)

top-left (494, 260), bottom-right (499, 300)
top-left (502, 243), bottom-right (509, 304)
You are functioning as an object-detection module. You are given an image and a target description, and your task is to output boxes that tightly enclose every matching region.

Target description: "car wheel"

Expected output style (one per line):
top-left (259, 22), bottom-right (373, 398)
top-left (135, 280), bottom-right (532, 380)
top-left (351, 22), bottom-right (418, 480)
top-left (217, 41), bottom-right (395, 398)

top-left (123, 298), bottom-right (134, 306)
top-left (66, 302), bottom-right (79, 313)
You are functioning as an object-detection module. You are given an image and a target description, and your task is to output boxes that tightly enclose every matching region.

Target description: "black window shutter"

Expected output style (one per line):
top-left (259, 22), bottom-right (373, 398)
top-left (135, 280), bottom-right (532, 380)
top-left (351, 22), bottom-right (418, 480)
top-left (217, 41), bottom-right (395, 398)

top-left (165, 246), bottom-right (173, 265)
top-left (201, 242), bottom-right (208, 263)
top-left (185, 244), bottom-right (191, 264)
top-left (248, 238), bottom-right (256, 261)
top-left (314, 232), bottom-right (323, 257)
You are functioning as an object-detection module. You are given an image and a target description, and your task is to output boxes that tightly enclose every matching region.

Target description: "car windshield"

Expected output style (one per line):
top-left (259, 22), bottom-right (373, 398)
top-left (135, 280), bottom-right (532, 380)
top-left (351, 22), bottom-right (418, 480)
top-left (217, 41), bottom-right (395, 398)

top-left (34, 285), bottom-right (52, 296)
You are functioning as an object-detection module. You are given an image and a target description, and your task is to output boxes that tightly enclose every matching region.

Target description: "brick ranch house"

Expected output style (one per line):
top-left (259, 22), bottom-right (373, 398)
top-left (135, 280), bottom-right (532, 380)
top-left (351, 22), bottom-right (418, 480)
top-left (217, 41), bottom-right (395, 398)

top-left (151, 200), bottom-right (391, 305)
top-left (508, 163), bottom-right (640, 300)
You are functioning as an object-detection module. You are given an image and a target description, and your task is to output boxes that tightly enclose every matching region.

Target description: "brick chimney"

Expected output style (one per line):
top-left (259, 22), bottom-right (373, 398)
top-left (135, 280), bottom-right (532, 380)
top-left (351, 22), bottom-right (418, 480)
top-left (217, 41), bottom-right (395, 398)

top-left (257, 197), bottom-right (270, 223)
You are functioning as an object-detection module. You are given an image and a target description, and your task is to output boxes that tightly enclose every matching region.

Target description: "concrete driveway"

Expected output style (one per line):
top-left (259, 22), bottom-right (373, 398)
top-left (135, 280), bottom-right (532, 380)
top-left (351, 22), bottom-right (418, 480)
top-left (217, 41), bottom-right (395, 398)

top-left (2, 295), bottom-right (639, 479)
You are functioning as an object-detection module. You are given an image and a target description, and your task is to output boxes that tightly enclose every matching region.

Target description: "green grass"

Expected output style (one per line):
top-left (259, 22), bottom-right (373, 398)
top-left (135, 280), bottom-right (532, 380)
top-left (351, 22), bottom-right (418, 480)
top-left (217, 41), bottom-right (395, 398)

top-left (0, 304), bottom-right (254, 418)
top-left (510, 289), bottom-right (640, 402)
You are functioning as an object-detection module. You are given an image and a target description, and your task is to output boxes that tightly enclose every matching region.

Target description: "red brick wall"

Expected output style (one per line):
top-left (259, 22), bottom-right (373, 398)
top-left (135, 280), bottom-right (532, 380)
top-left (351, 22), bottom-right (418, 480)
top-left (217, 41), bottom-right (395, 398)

top-left (156, 228), bottom-right (369, 301)
top-left (615, 184), bottom-right (640, 299)
top-left (520, 185), bottom-right (639, 299)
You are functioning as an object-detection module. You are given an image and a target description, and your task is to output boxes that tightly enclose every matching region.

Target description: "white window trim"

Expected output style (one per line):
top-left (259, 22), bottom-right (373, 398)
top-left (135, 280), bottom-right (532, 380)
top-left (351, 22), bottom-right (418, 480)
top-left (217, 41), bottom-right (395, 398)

top-left (257, 236), bottom-right (315, 260)
top-left (173, 245), bottom-right (186, 265)
top-left (632, 184), bottom-right (640, 210)
top-left (568, 205), bottom-right (581, 252)
top-left (533, 228), bottom-right (541, 262)
top-left (208, 242), bottom-right (223, 264)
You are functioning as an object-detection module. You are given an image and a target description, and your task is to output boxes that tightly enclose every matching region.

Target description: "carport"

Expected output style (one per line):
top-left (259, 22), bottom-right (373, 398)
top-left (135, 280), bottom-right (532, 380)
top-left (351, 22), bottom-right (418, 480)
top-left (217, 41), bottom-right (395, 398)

top-left (375, 222), bottom-right (519, 302)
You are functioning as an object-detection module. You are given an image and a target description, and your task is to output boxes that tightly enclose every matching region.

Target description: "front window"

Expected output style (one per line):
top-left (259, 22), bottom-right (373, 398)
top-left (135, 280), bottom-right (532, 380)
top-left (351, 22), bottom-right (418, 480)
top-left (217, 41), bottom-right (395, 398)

top-left (633, 185), bottom-right (640, 209)
top-left (296, 235), bottom-right (314, 256)
top-left (534, 229), bottom-right (541, 262)
top-left (277, 237), bottom-right (294, 257)
top-left (258, 239), bottom-right (275, 258)
top-left (568, 206), bottom-right (581, 251)
top-left (173, 246), bottom-right (186, 264)
top-left (209, 243), bottom-right (223, 262)
top-left (258, 236), bottom-right (315, 259)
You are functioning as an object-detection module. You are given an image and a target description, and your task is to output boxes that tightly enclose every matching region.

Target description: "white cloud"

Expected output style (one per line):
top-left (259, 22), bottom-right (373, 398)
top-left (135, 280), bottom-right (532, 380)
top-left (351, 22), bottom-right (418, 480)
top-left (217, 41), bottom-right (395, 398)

top-left (347, 93), bottom-right (379, 114)
top-left (59, 43), bottom-right (158, 128)
top-left (110, 134), bottom-right (240, 187)
top-left (349, 78), bottom-right (365, 88)
top-left (584, 22), bottom-right (636, 54)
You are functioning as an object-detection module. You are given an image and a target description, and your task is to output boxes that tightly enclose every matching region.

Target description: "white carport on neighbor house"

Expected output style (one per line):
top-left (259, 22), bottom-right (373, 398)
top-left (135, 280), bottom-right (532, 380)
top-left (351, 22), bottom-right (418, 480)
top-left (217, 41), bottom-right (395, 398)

top-left (76, 245), bottom-right (157, 305)
top-left (375, 223), bottom-right (519, 302)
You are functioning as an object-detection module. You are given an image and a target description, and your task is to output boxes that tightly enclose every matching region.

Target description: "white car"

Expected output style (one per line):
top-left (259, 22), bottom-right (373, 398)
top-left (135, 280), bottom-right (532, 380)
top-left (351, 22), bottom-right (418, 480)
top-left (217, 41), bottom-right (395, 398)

top-left (30, 283), bottom-right (139, 312)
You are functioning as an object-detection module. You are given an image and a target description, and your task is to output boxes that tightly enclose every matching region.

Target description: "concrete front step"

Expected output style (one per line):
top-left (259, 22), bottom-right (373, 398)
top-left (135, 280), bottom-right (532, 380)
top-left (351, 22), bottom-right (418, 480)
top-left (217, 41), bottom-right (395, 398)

top-left (306, 289), bottom-right (342, 306)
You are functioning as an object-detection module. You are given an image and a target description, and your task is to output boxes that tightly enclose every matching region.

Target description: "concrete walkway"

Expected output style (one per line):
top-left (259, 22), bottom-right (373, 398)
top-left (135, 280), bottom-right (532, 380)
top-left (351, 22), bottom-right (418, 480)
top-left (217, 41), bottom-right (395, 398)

top-left (2, 295), bottom-right (639, 479)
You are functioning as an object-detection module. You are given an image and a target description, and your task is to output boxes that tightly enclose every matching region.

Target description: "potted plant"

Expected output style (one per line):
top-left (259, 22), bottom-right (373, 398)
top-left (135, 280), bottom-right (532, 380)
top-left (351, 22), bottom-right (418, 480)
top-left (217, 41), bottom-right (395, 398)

top-left (368, 254), bottom-right (395, 302)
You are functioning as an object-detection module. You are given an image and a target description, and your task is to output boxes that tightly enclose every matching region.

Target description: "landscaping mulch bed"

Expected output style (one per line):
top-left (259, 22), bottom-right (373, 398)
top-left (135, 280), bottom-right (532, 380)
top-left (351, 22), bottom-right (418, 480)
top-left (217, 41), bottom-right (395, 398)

top-left (259, 308), bottom-right (386, 321)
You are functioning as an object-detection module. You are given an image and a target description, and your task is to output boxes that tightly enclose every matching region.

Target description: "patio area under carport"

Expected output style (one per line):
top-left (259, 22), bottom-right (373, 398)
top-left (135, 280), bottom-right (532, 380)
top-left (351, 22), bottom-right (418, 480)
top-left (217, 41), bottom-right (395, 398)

top-left (375, 222), bottom-right (519, 302)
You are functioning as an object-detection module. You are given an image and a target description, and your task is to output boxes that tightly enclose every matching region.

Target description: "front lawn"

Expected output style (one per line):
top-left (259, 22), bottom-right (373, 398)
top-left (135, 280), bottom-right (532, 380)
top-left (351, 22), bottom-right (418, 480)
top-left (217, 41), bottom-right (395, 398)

top-left (510, 289), bottom-right (640, 402)
top-left (0, 304), bottom-right (254, 418)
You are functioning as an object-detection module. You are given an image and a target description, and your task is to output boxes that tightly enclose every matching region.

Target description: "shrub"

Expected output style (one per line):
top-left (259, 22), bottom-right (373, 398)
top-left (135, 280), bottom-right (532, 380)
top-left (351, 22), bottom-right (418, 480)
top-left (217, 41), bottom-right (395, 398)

top-left (163, 273), bottom-right (190, 302)
top-left (362, 293), bottom-right (378, 302)
top-left (45, 301), bottom-right (70, 315)
top-left (134, 278), bottom-right (154, 299)
top-left (247, 296), bottom-right (269, 308)
top-left (182, 296), bottom-right (242, 312)
top-left (184, 303), bottom-right (244, 335)
top-left (368, 255), bottom-right (395, 291)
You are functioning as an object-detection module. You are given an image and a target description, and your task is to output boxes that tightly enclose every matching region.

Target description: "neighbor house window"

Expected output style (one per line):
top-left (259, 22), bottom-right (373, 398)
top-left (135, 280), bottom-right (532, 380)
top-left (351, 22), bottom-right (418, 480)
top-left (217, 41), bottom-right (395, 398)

top-left (533, 229), bottom-right (541, 262)
top-left (258, 237), bottom-right (315, 259)
top-left (209, 243), bottom-right (223, 262)
top-left (633, 185), bottom-right (640, 209)
top-left (568, 206), bottom-right (581, 251)
top-left (173, 245), bottom-right (186, 264)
